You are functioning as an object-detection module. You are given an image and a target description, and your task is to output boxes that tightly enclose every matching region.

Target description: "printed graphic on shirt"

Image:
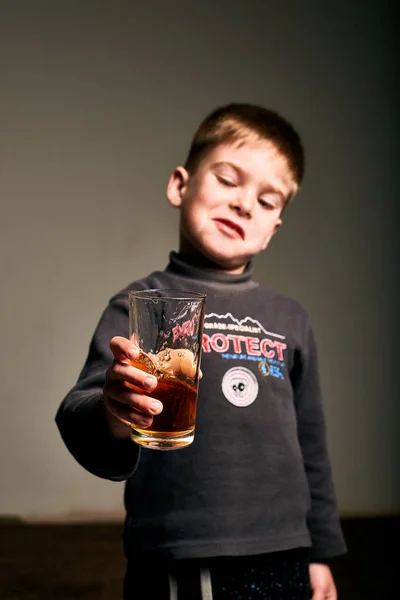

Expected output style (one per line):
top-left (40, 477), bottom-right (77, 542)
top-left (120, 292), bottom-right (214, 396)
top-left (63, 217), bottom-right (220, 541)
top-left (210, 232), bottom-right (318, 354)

top-left (202, 312), bottom-right (287, 381)
top-left (221, 366), bottom-right (259, 407)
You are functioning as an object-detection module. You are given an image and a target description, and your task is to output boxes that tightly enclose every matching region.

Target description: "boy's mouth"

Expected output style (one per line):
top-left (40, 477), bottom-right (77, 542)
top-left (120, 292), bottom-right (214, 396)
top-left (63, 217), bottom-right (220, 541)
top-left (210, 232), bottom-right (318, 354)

top-left (213, 218), bottom-right (245, 240)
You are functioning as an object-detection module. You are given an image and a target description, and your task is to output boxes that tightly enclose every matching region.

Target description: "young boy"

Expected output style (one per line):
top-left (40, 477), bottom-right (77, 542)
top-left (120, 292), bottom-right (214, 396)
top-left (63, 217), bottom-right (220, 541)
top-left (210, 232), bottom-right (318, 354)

top-left (56, 103), bottom-right (346, 599)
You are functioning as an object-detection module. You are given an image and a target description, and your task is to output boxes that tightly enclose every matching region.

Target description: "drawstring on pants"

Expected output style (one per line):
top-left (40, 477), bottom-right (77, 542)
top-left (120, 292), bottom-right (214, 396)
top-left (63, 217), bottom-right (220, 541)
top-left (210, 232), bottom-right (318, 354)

top-left (168, 567), bottom-right (213, 600)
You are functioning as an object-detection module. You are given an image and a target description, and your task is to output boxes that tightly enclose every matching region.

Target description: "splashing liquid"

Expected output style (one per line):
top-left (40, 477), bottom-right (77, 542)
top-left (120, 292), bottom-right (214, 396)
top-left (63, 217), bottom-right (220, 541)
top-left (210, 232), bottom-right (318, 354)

top-left (128, 353), bottom-right (198, 450)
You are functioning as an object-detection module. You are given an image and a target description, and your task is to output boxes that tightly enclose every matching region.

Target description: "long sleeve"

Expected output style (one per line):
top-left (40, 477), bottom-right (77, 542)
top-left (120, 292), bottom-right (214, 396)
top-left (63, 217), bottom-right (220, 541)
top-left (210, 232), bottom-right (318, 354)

top-left (55, 293), bottom-right (141, 481)
top-left (291, 318), bottom-right (347, 560)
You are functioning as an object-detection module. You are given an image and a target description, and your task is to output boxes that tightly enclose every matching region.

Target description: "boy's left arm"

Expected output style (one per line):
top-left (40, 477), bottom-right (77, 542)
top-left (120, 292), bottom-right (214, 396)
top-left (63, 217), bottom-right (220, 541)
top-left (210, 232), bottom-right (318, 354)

top-left (291, 316), bottom-right (346, 597)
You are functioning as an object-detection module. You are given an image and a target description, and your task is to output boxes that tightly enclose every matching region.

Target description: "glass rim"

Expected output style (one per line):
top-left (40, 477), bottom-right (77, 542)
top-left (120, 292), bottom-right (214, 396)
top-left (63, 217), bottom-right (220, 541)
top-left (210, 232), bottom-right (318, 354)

top-left (129, 289), bottom-right (206, 301)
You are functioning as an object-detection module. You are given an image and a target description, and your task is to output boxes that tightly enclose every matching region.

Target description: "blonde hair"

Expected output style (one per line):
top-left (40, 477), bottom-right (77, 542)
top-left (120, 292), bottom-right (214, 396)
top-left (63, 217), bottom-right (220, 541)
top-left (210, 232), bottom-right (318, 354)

top-left (184, 103), bottom-right (305, 185)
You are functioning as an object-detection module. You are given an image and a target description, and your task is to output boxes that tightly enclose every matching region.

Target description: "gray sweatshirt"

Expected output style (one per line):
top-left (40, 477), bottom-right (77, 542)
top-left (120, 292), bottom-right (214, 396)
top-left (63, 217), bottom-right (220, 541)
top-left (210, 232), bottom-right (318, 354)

top-left (56, 252), bottom-right (346, 562)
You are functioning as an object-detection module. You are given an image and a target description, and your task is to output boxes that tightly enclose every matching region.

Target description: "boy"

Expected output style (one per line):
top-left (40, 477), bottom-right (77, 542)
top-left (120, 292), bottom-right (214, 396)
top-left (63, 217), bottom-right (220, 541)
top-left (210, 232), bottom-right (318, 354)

top-left (56, 103), bottom-right (346, 599)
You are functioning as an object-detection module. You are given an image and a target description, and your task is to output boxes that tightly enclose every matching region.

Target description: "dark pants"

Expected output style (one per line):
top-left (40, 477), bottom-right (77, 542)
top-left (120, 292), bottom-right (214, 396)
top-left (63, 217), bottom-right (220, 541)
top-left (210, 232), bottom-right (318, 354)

top-left (123, 549), bottom-right (311, 599)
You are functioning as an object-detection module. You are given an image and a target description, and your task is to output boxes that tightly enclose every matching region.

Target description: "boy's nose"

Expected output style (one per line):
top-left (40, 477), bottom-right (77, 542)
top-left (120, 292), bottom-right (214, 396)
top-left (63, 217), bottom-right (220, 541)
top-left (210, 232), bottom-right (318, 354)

top-left (230, 194), bottom-right (255, 218)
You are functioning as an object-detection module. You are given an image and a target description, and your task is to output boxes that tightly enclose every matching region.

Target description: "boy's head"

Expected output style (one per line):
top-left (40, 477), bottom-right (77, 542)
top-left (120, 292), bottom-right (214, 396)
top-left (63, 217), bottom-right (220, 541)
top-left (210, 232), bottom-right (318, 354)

top-left (167, 103), bottom-right (304, 274)
top-left (184, 103), bottom-right (304, 188)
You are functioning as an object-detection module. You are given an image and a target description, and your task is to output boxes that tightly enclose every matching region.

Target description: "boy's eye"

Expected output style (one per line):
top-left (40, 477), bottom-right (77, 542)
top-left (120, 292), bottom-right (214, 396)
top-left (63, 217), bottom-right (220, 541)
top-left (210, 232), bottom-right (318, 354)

top-left (258, 198), bottom-right (274, 209)
top-left (217, 175), bottom-right (237, 187)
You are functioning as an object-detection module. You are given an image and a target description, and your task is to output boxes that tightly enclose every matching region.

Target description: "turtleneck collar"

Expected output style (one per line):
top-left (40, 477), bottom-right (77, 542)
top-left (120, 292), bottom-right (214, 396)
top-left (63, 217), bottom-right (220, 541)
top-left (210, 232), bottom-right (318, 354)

top-left (165, 251), bottom-right (255, 286)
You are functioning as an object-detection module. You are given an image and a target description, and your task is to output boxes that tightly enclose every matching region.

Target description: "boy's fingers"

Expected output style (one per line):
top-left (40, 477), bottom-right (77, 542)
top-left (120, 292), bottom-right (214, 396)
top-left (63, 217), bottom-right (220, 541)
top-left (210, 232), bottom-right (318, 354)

top-left (106, 397), bottom-right (154, 429)
top-left (104, 381), bottom-right (162, 416)
top-left (109, 336), bottom-right (139, 364)
top-left (109, 362), bottom-right (157, 391)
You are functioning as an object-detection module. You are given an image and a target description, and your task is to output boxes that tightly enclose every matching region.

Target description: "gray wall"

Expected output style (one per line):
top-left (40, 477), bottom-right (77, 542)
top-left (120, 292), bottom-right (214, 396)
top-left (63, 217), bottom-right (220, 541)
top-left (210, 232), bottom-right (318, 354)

top-left (0, 0), bottom-right (398, 520)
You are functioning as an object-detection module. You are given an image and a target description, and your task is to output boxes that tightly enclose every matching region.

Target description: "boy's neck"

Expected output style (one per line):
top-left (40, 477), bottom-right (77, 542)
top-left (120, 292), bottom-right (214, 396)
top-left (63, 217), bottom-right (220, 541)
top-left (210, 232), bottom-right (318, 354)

top-left (178, 237), bottom-right (247, 275)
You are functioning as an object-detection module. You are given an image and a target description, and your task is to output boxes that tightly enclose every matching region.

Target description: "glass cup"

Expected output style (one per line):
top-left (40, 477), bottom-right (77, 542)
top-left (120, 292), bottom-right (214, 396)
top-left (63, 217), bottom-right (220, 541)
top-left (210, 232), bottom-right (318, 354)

top-left (128, 289), bottom-right (206, 450)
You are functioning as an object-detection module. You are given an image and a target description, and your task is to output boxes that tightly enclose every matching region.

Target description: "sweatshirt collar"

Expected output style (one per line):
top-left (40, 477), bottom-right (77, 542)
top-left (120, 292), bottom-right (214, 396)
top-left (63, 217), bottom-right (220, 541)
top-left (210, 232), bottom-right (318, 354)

top-left (165, 251), bottom-right (254, 285)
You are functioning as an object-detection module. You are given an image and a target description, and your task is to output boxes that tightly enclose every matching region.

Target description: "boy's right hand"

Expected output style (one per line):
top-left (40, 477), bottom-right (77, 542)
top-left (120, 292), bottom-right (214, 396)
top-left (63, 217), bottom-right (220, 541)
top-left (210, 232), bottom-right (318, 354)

top-left (103, 336), bottom-right (163, 439)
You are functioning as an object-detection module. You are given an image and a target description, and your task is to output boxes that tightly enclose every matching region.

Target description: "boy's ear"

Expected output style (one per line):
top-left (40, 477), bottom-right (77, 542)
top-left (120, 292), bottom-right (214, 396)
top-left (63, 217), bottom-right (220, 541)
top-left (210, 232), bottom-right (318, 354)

top-left (166, 167), bottom-right (189, 208)
top-left (274, 218), bottom-right (283, 234)
top-left (262, 217), bottom-right (283, 250)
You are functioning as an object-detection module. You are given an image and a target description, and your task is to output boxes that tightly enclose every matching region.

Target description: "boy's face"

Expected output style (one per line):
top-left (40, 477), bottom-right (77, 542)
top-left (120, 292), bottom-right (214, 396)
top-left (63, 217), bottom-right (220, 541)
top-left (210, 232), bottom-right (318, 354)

top-left (166, 140), bottom-right (298, 273)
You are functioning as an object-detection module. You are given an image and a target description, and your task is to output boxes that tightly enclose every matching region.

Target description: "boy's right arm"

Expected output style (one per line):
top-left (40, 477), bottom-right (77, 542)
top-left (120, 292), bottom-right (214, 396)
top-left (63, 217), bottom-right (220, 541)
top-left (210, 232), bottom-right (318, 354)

top-left (55, 295), bottom-right (162, 482)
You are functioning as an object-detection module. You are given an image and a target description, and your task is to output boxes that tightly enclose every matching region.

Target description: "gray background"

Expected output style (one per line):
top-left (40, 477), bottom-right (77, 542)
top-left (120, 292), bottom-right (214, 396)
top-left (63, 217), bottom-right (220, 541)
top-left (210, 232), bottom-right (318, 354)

top-left (0, 0), bottom-right (398, 520)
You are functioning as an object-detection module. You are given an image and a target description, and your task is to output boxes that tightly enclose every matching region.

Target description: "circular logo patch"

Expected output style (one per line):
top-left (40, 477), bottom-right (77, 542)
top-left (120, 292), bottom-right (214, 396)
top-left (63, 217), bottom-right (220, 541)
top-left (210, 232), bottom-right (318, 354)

top-left (221, 366), bottom-right (259, 407)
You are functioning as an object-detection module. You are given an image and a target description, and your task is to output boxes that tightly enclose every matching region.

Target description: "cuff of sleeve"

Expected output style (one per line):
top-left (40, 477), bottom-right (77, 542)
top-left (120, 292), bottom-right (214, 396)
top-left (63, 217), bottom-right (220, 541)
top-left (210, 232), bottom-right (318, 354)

top-left (56, 392), bottom-right (140, 481)
top-left (309, 541), bottom-right (347, 562)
